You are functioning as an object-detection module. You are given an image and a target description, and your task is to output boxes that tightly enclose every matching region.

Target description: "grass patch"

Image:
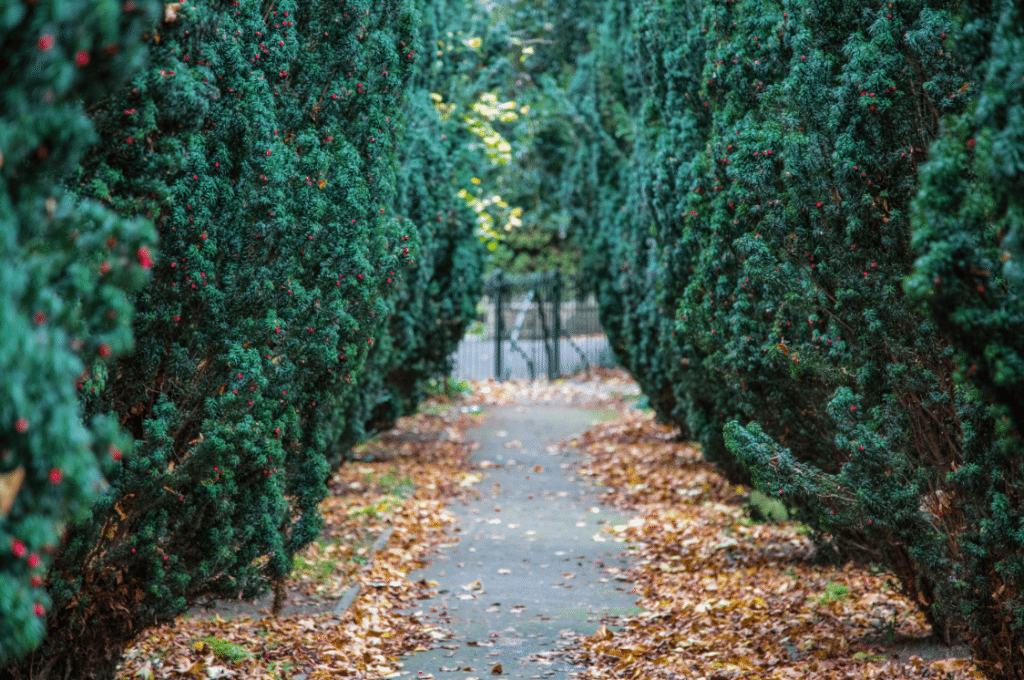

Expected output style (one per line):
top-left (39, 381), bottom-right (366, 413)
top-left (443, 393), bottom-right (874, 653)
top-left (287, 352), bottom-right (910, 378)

top-left (747, 489), bottom-right (790, 523)
top-left (193, 637), bottom-right (255, 663)
top-left (816, 581), bottom-right (851, 605)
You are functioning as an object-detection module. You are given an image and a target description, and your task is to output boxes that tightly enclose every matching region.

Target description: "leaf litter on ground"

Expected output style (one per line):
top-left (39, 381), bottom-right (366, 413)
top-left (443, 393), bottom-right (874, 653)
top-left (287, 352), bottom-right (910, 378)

top-left (115, 401), bottom-right (478, 680)
top-left (463, 367), bottom-right (640, 408)
top-left (113, 371), bottom-right (977, 680)
top-left (560, 408), bottom-right (982, 680)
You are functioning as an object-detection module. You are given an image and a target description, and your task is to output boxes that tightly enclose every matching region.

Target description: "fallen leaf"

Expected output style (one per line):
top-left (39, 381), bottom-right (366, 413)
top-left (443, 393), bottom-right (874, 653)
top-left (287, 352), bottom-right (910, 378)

top-left (163, 2), bottom-right (180, 22)
top-left (0, 466), bottom-right (25, 516)
top-left (490, 662), bottom-right (503, 675)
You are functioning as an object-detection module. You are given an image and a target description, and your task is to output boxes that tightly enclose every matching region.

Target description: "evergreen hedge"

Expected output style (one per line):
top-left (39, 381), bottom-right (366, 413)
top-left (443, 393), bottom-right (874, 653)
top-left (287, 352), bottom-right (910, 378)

top-left (565, 0), bottom-right (1024, 673)
top-left (0, 0), bottom-right (160, 665)
top-left (0, 0), bottom-right (494, 673)
top-left (326, 0), bottom-right (498, 458)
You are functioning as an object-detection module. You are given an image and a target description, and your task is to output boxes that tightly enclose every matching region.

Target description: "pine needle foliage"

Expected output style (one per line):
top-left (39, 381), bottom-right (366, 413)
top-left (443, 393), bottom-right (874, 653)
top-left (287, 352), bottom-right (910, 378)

top-left (0, 0), bottom-right (160, 666)
top-left (4, 0), bottom-right (420, 675)
top-left (326, 0), bottom-right (497, 459)
top-left (566, 0), bottom-right (1024, 673)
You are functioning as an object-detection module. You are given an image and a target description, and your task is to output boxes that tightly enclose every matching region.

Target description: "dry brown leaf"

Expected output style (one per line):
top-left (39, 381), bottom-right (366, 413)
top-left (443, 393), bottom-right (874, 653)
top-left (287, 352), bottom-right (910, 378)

top-left (163, 2), bottom-right (180, 22)
top-left (0, 466), bottom-right (25, 516)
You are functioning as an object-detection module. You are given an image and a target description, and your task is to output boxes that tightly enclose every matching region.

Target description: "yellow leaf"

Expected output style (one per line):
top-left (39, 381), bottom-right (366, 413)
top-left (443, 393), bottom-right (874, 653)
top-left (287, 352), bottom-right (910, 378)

top-left (319, 180), bottom-right (327, 189)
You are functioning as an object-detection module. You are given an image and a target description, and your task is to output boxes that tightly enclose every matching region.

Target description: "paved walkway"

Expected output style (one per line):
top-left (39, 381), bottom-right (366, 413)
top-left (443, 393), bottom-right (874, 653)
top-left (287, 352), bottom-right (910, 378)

top-left (400, 404), bottom-right (644, 679)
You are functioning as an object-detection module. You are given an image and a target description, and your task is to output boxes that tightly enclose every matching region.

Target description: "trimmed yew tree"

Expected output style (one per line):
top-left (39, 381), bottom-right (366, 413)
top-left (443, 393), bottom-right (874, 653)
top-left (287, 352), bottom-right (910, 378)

top-left (0, 0), bottom-right (160, 666)
top-left (563, 0), bottom-right (1024, 673)
top-left (898, 0), bottom-right (1024, 671)
top-left (326, 0), bottom-right (497, 456)
top-left (3, 0), bottom-right (418, 676)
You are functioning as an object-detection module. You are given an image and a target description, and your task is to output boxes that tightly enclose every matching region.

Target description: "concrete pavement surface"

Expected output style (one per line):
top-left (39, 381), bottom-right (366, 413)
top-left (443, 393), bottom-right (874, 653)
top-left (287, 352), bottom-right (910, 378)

top-left (399, 404), bottom-right (646, 679)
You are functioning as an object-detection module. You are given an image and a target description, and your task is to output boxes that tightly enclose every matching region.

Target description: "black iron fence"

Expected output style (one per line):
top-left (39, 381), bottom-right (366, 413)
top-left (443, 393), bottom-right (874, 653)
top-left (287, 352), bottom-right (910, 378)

top-left (448, 270), bottom-right (617, 381)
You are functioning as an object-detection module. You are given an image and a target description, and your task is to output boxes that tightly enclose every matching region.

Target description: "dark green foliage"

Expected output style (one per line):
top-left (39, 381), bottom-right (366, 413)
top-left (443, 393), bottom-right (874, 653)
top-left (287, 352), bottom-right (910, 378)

top-left (4, 0), bottom-right (418, 676)
top-left (0, 0), bottom-right (160, 665)
top-left (325, 0), bottom-right (495, 459)
top-left (559, 0), bottom-right (1024, 674)
top-left (902, 0), bottom-right (1024, 672)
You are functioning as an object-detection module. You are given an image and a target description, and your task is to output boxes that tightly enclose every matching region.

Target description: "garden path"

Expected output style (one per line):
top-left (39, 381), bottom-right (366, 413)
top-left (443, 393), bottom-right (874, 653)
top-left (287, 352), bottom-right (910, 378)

top-left (398, 402), bottom-right (645, 679)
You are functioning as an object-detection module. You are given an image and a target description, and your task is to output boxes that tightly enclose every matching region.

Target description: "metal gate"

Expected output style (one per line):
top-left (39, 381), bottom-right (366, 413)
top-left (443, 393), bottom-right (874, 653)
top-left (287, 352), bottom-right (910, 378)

top-left (449, 270), bottom-right (616, 381)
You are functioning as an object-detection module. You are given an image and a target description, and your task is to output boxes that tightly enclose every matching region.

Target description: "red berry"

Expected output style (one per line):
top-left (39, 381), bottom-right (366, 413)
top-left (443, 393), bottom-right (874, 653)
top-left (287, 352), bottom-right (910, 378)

top-left (28, 553), bottom-right (40, 568)
top-left (75, 50), bottom-right (89, 66)
top-left (14, 417), bottom-right (28, 434)
top-left (49, 468), bottom-right (62, 484)
top-left (12, 540), bottom-right (26, 557)
top-left (34, 604), bottom-right (46, 617)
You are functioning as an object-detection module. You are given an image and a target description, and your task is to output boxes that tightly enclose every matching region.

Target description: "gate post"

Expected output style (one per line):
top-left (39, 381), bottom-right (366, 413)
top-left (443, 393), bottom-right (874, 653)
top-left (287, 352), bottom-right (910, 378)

top-left (493, 269), bottom-right (504, 381)
top-left (551, 271), bottom-right (562, 380)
